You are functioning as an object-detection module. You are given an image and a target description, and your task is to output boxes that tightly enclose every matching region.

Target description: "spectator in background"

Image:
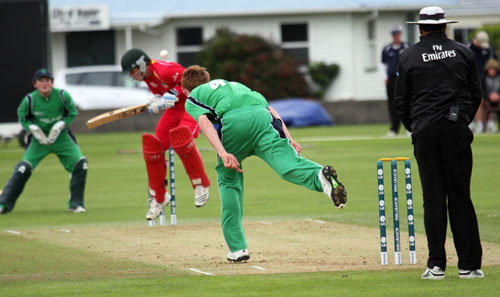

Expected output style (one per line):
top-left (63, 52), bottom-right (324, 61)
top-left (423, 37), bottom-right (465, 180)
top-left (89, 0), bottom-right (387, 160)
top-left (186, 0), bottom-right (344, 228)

top-left (469, 31), bottom-right (499, 133)
top-left (381, 25), bottom-right (410, 137)
top-left (481, 59), bottom-right (500, 133)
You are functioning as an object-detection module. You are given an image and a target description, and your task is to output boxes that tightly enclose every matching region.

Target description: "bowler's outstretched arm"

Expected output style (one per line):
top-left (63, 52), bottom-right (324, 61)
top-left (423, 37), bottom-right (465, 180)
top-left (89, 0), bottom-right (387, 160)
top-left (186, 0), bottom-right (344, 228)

top-left (198, 114), bottom-right (243, 172)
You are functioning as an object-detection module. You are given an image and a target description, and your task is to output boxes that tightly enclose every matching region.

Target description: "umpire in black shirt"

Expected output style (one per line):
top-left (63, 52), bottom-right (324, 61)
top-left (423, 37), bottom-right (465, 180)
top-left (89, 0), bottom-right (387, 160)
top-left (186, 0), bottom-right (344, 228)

top-left (394, 6), bottom-right (484, 279)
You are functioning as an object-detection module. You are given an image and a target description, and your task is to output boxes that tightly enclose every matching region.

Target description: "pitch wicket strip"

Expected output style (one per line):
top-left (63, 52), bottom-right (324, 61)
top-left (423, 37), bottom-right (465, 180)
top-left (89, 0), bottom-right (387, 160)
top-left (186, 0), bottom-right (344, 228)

top-left (377, 158), bottom-right (416, 265)
top-left (148, 147), bottom-right (177, 227)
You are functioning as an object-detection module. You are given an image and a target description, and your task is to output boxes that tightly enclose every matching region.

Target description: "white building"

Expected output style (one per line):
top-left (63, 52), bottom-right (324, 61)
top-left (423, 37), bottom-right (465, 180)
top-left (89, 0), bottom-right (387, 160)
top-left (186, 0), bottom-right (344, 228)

top-left (447, 0), bottom-right (500, 43)
top-left (49, 0), bottom-right (463, 102)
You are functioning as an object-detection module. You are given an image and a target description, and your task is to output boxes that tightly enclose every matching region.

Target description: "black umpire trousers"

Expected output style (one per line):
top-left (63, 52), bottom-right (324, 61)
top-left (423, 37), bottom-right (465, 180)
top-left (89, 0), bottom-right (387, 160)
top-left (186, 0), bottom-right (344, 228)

top-left (413, 119), bottom-right (482, 271)
top-left (386, 76), bottom-right (401, 134)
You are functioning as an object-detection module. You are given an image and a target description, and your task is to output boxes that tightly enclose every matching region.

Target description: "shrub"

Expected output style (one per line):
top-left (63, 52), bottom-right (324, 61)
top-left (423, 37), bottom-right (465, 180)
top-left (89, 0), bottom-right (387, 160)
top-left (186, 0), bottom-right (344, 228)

top-left (308, 62), bottom-right (340, 99)
top-left (196, 28), bottom-right (310, 100)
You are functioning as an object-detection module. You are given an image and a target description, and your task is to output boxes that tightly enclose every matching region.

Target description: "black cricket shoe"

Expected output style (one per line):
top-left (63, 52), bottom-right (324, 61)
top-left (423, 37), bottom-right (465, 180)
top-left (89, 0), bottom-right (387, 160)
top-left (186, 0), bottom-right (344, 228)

top-left (318, 166), bottom-right (347, 209)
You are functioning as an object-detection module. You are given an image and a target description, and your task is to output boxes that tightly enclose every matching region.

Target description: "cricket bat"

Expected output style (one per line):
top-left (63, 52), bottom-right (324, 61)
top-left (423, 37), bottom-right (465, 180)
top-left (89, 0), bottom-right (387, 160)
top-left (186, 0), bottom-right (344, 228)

top-left (85, 104), bottom-right (148, 129)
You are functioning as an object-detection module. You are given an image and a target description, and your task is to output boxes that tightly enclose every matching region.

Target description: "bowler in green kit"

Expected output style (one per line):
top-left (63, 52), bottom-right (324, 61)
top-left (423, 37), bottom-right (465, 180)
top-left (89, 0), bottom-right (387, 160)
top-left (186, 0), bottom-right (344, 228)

top-left (182, 66), bottom-right (347, 262)
top-left (0, 69), bottom-right (88, 214)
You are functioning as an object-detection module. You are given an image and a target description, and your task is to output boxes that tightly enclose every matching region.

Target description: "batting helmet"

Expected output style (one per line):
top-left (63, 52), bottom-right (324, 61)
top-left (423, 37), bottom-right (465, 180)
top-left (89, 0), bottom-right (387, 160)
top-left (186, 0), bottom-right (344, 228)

top-left (121, 48), bottom-right (151, 73)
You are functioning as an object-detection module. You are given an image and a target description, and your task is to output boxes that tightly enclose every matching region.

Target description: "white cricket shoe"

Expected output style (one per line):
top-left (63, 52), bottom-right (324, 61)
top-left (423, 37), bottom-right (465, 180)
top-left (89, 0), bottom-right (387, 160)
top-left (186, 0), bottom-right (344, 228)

top-left (421, 266), bottom-right (445, 280)
top-left (459, 269), bottom-right (484, 279)
top-left (194, 185), bottom-right (209, 207)
top-left (67, 206), bottom-right (86, 213)
top-left (227, 249), bottom-right (250, 262)
top-left (146, 192), bottom-right (171, 220)
top-left (386, 130), bottom-right (397, 137)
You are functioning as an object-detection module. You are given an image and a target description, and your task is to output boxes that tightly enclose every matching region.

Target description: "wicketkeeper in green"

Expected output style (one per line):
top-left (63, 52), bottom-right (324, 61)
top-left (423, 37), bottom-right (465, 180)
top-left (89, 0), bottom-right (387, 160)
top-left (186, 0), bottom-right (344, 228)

top-left (0, 69), bottom-right (88, 214)
top-left (181, 66), bottom-right (347, 262)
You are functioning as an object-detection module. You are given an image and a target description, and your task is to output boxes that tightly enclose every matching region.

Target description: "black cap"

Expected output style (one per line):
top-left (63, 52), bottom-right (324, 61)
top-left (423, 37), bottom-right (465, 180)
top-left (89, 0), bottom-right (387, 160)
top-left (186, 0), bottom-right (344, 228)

top-left (33, 68), bottom-right (53, 80)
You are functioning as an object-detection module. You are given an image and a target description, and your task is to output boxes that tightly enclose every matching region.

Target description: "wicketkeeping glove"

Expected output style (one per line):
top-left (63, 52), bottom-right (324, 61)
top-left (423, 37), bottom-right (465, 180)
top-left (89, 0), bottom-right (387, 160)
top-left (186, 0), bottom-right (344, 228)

top-left (47, 120), bottom-right (66, 144)
top-left (147, 94), bottom-right (178, 114)
top-left (28, 124), bottom-right (50, 145)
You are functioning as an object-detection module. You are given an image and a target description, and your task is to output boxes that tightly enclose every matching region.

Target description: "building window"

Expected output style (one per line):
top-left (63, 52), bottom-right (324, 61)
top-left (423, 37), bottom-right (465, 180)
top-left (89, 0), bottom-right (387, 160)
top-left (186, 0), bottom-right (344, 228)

top-left (365, 19), bottom-right (377, 72)
top-left (177, 52), bottom-right (198, 67)
top-left (282, 23), bottom-right (308, 42)
top-left (406, 12), bottom-right (417, 44)
top-left (66, 30), bottom-right (115, 67)
top-left (454, 28), bottom-right (475, 44)
top-left (281, 23), bottom-right (309, 65)
top-left (176, 27), bottom-right (203, 67)
top-left (177, 27), bottom-right (202, 46)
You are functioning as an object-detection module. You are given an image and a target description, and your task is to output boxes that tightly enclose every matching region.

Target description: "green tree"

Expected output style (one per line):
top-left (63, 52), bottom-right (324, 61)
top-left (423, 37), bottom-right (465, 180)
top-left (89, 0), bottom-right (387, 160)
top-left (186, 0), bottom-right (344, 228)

top-left (308, 62), bottom-right (340, 99)
top-left (196, 28), bottom-right (310, 100)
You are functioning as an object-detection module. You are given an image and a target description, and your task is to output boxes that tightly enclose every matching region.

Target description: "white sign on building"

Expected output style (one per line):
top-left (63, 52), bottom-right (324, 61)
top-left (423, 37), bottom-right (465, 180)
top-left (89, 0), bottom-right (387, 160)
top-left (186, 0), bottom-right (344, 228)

top-left (50, 5), bottom-right (110, 32)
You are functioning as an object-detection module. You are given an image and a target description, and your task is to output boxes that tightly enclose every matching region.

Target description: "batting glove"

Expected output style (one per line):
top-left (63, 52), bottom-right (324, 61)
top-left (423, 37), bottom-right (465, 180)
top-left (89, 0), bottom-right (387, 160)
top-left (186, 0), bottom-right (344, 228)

top-left (148, 94), bottom-right (177, 114)
top-left (47, 120), bottom-right (66, 144)
top-left (28, 124), bottom-right (50, 145)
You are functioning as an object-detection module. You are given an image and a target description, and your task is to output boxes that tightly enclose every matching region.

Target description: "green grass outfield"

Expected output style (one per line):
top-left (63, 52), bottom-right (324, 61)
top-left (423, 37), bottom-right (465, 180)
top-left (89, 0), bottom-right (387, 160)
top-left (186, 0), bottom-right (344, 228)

top-left (1, 124), bottom-right (499, 296)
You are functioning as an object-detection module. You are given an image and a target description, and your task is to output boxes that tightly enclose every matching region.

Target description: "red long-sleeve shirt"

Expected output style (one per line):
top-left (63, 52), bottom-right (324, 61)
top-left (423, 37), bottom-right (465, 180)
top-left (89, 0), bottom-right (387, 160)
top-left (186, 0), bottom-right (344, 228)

top-left (144, 60), bottom-right (187, 111)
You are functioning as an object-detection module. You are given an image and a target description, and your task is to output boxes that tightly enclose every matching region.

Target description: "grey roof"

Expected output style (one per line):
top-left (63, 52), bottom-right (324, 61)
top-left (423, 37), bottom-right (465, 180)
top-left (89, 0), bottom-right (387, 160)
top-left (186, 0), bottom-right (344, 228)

top-left (446, 0), bottom-right (500, 16)
top-left (50, 0), bottom-right (459, 27)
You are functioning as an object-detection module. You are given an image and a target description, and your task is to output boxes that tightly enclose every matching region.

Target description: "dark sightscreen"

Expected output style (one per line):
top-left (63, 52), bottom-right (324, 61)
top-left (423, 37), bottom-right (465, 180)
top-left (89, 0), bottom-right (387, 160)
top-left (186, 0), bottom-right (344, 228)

top-left (0, 0), bottom-right (48, 123)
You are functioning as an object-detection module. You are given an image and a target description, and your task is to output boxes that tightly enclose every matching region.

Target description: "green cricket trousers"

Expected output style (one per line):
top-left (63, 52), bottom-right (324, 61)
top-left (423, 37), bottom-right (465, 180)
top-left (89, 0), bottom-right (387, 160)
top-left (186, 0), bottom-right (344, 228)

top-left (24, 130), bottom-right (83, 172)
top-left (0, 130), bottom-right (87, 213)
top-left (216, 106), bottom-right (323, 252)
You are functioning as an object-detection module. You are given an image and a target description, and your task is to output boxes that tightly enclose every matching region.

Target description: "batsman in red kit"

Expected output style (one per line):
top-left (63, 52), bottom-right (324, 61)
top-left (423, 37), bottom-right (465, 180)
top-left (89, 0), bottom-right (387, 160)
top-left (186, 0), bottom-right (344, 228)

top-left (120, 48), bottom-right (210, 220)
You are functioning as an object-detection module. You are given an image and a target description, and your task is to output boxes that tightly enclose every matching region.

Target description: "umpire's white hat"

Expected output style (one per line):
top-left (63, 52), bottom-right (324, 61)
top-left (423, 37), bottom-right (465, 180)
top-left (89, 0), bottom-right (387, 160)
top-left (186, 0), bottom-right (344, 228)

top-left (407, 6), bottom-right (458, 25)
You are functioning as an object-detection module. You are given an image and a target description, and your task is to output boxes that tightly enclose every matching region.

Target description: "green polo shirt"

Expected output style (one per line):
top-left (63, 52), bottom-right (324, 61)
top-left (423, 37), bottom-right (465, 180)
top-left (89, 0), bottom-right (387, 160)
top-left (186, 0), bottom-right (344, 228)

top-left (185, 80), bottom-right (268, 122)
top-left (18, 88), bottom-right (77, 133)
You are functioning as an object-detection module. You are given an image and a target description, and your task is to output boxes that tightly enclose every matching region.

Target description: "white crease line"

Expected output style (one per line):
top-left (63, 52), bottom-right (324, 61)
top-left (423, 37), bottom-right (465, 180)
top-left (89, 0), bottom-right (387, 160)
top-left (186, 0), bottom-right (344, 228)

top-left (61, 229), bottom-right (71, 233)
top-left (298, 136), bottom-right (376, 142)
top-left (188, 268), bottom-right (214, 276)
top-left (0, 150), bottom-right (24, 153)
top-left (260, 221), bottom-right (273, 225)
top-left (305, 219), bottom-right (326, 224)
top-left (297, 135), bottom-right (410, 142)
top-left (251, 265), bottom-right (267, 271)
top-left (6, 230), bottom-right (21, 235)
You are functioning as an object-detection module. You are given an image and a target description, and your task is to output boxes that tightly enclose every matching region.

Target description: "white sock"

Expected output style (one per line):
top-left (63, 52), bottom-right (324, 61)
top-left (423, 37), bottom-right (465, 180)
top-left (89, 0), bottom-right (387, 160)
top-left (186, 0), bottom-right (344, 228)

top-left (487, 120), bottom-right (497, 132)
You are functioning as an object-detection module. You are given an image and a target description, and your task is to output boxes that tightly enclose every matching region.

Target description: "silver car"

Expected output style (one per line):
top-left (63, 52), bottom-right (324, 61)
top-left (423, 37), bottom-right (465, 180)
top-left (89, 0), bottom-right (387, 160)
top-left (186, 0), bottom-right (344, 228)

top-left (54, 65), bottom-right (151, 110)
